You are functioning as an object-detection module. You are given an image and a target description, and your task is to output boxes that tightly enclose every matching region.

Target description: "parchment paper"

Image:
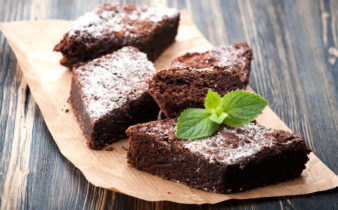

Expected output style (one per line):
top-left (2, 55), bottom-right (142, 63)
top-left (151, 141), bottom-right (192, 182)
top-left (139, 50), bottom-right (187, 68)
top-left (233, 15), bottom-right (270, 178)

top-left (0, 11), bottom-right (337, 204)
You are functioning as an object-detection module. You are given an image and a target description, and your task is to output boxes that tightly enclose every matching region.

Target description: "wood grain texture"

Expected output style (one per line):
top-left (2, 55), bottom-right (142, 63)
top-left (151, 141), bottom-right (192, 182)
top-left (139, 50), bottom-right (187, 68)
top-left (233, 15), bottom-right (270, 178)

top-left (0, 0), bottom-right (337, 209)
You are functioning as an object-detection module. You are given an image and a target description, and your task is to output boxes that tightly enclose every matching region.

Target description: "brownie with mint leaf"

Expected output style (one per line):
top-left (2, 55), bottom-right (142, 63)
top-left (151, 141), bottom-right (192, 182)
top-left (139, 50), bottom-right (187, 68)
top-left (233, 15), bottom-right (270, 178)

top-left (126, 90), bottom-right (311, 193)
top-left (126, 119), bottom-right (310, 193)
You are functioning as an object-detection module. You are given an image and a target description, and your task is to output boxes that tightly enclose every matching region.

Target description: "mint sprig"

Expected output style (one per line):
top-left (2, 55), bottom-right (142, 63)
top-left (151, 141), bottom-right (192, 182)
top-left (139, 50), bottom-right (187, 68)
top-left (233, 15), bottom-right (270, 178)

top-left (176, 89), bottom-right (268, 140)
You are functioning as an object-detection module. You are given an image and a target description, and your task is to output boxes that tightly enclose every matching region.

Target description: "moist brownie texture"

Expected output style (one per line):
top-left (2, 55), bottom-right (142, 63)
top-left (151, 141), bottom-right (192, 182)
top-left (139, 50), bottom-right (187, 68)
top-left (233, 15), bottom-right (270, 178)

top-left (171, 42), bottom-right (252, 85)
top-left (54, 3), bottom-right (180, 68)
top-left (71, 47), bottom-right (159, 149)
top-left (126, 119), bottom-right (311, 193)
top-left (149, 66), bottom-right (246, 118)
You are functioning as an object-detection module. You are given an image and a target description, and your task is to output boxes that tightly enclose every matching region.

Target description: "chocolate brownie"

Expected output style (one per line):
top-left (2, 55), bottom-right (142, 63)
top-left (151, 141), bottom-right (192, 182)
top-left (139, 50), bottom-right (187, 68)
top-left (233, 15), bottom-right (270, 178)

top-left (54, 3), bottom-right (180, 68)
top-left (170, 42), bottom-right (252, 85)
top-left (70, 47), bottom-right (159, 149)
top-left (126, 119), bottom-right (311, 193)
top-left (149, 66), bottom-right (245, 118)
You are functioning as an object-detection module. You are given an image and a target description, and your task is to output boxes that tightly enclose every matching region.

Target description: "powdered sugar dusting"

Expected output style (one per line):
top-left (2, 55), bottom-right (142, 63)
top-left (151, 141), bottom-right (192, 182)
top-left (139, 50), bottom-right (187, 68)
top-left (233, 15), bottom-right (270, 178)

top-left (183, 123), bottom-right (277, 165)
top-left (172, 45), bottom-right (248, 69)
top-left (68, 3), bottom-right (179, 38)
top-left (170, 44), bottom-right (251, 84)
top-left (74, 47), bottom-right (156, 120)
top-left (194, 67), bottom-right (214, 72)
top-left (211, 45), bottom-right (247, 67)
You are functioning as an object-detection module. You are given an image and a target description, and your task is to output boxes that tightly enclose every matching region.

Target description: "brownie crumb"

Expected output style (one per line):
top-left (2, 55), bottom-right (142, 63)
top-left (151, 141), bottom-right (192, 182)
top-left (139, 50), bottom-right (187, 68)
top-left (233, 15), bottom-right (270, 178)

top-left (105, 146), bottom-right (115, 151)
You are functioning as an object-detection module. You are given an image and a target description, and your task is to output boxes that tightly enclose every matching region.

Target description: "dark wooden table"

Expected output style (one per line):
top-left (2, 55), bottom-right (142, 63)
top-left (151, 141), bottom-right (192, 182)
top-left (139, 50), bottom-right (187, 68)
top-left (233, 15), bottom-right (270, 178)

top-left (1, 0), bottom-right (337, 209)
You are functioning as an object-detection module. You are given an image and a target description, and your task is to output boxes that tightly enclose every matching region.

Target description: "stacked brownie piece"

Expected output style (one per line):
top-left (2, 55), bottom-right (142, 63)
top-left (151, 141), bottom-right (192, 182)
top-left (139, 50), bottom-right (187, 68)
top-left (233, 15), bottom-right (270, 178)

top-left (149, 43), bottom-right (252, 118)
top-left (149, 66), bottom-right (245, 118)
top-left (71, 47), bottom-right (159, 149)
top-left (126, 119), bottom-right (311, 193)
top-left (54, 3), bottom-right (180, 68)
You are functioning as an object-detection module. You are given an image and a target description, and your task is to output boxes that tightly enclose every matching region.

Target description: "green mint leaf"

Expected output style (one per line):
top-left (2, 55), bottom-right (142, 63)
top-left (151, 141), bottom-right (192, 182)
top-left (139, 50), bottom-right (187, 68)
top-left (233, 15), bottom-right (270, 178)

top-left (209, 112), bottom-right (228, 124)
top-left (175, 89), bottom-right (268, 140)
top-left (176, 108), bottom-right (219, 140)
top-left (222, 90), bottom-right (268, 127)
top-left (204, 89), bottom-right (222, 113)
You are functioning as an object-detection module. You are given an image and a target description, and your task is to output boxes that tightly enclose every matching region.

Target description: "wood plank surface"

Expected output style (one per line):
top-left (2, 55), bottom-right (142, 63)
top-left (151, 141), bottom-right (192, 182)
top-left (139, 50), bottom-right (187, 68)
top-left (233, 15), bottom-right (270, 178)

top-left (0, 0), bottom-right (337, 209)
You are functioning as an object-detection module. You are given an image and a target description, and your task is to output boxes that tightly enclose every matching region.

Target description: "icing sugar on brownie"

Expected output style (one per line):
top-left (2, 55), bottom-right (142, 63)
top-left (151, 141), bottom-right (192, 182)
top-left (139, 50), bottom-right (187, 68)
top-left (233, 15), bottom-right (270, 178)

top-left (68, 4), bottom-right (179, 38)
top-left (75, 47), bottom-right (155, 120)
top-left (205, 45), bottom-right (247, 67)
top-left (170, 42), bottom-right (252, 85)
top-left (182, 123), bottom-right (277, 165)
top-left (171, 45), bottom-right (246, 68)
top-left (54, 3), bottom-right (180, 68)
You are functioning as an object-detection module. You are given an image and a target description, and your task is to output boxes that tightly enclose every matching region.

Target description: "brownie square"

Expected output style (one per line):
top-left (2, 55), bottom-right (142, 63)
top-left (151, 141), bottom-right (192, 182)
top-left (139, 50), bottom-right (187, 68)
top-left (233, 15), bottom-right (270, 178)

top-left (149, 66), bottom-right (246, 118)
top-left (126, 119), bottom-right (311, 193)
top-left (70, 47), bottom-right (159, 149)
top-left (54, 3), bottom-right (180, 68)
